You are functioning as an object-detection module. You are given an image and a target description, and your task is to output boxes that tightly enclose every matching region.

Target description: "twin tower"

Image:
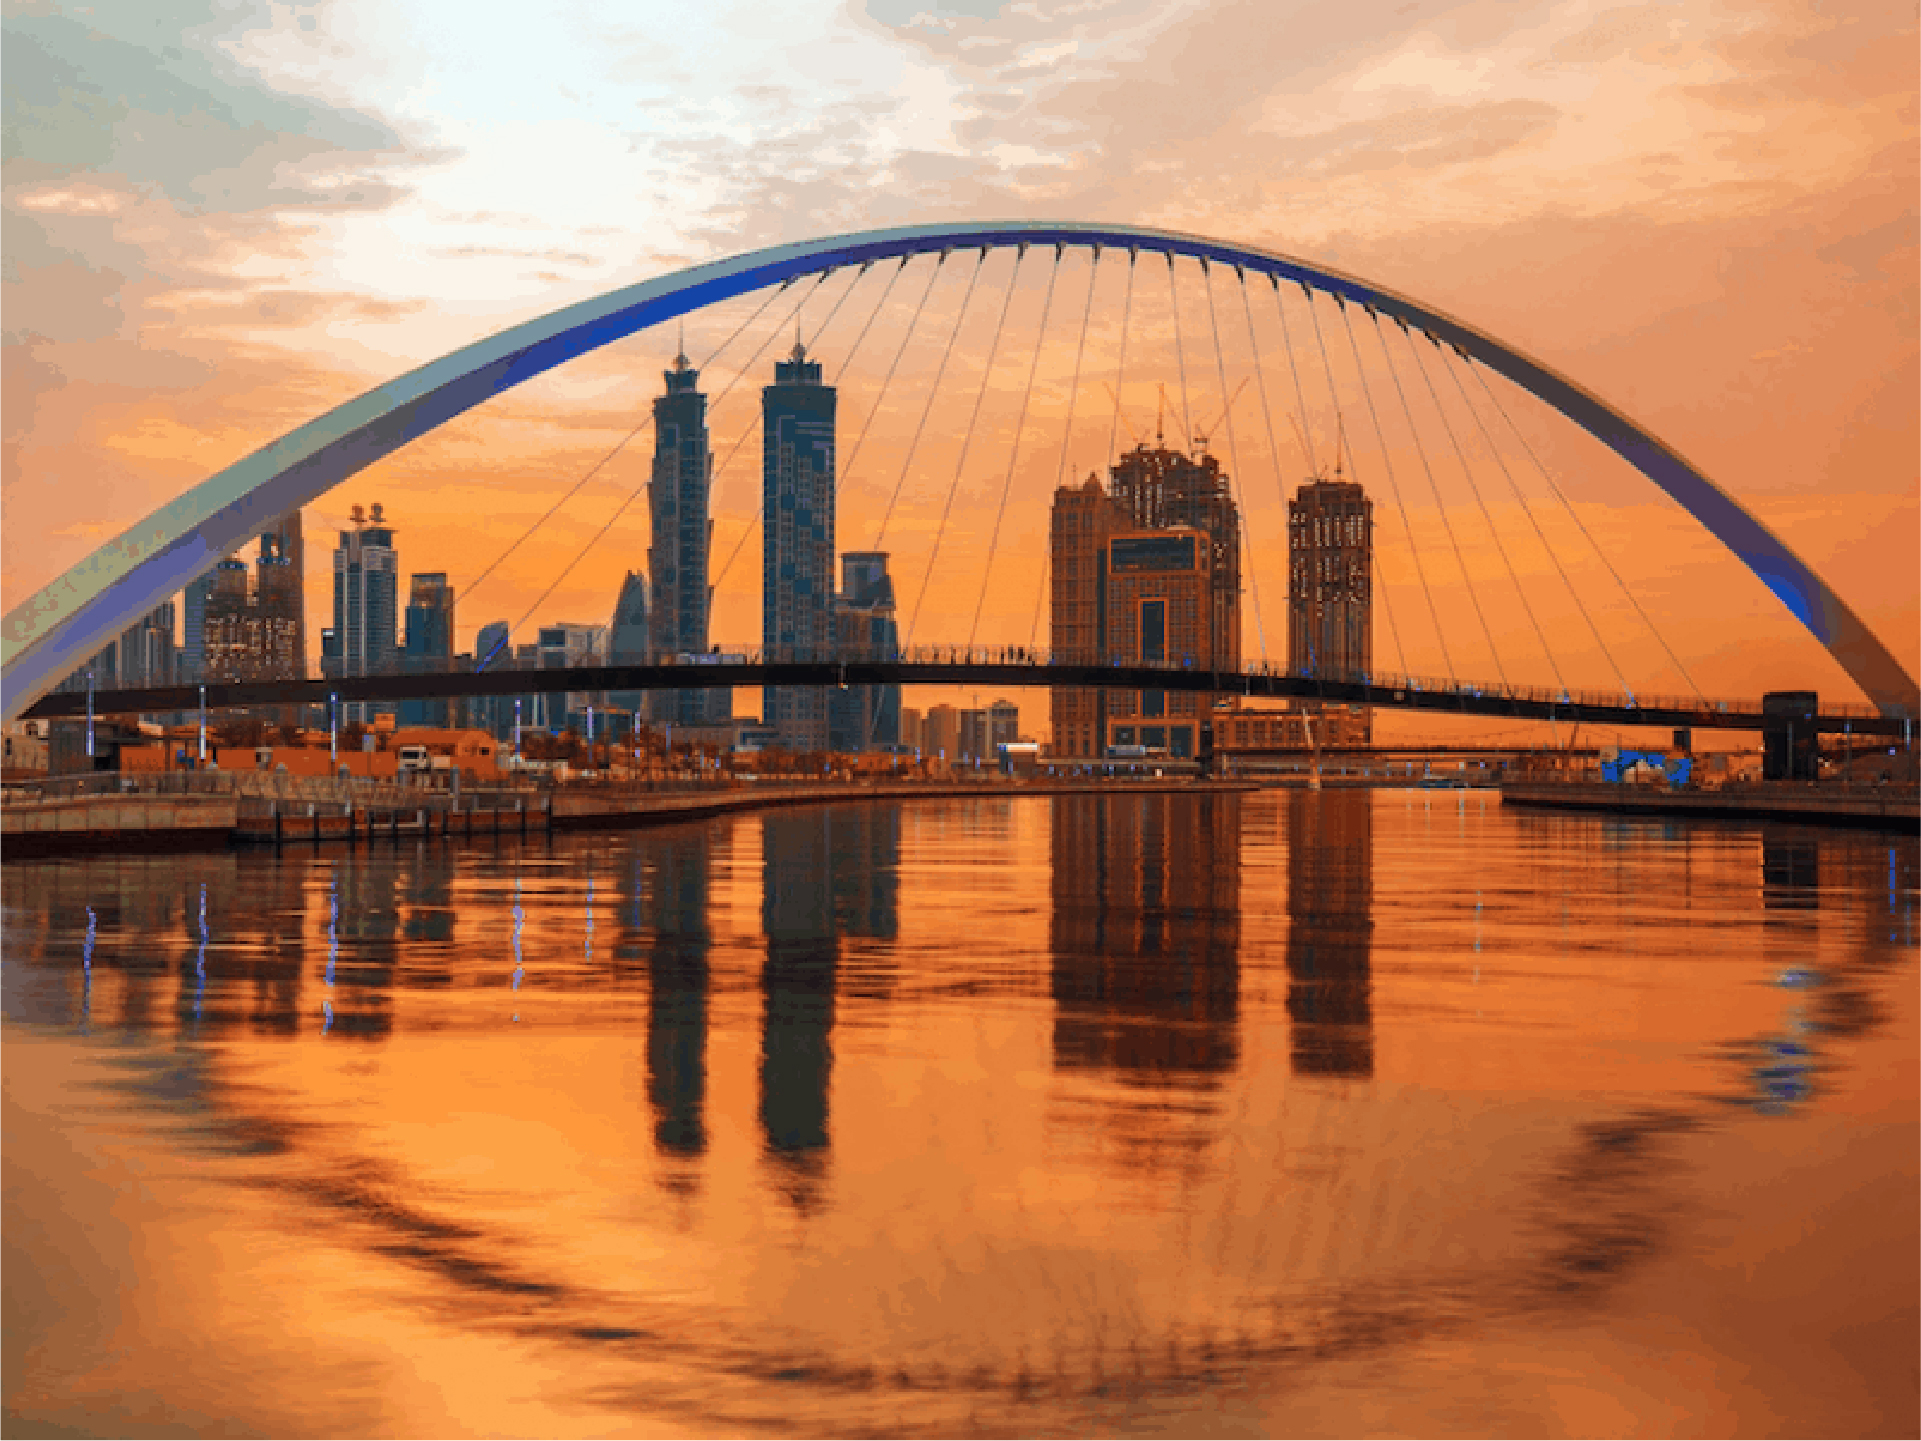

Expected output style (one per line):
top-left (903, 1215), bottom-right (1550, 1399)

top-left (644, 342), bottom-right (898, 754)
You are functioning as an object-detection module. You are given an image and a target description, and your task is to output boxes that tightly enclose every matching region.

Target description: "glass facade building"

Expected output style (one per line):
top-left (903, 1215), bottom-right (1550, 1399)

top-left (828, 551), bottom-right (899, 753)
top-left (761, 341), bottom-right (836, 752)
top-left (648, 353), bottom-right (727, 728)
top-left (324, 503), bottom-right (400, 725)
top-left (399, 572), bottom-right (456, 728)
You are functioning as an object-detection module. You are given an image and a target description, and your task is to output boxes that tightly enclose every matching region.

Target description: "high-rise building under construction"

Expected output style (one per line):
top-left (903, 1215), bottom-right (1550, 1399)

top-left (1287, 479), bottom-right (1372, 681)
top-left (1049, 440), bottom-right (1241, 759)
top-left (1287, 476), bottom-right (1374, 743)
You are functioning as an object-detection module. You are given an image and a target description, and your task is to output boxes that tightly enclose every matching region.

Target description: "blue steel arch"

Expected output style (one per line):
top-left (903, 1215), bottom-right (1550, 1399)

top-left (4, 220), bottom-right (1915, 720)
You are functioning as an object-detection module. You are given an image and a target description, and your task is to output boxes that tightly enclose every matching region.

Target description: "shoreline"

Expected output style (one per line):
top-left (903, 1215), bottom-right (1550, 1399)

top-left (1, 779), bottom-right (1260, 860)
top-left (1500, 780), bottom-right (1917, 830)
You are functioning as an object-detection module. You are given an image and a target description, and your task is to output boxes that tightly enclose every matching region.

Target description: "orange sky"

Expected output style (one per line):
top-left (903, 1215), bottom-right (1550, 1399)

top-left (4, 0), bottom-right (1915, 734)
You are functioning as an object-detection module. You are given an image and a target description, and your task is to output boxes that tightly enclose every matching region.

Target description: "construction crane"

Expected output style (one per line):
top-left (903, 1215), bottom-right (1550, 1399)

top-left (1101, 382), bottom-right (1148, 447)
top-left (1190, 377), bottom-right (1250, 453)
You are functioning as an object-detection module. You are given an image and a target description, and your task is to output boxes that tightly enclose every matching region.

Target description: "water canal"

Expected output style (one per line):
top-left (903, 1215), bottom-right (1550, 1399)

top-left (5, 791), bottom-right (1915, 1437)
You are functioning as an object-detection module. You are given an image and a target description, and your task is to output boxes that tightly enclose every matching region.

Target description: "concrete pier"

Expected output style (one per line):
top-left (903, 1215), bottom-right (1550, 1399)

top-left (1500, 781), bottom-right (1918, 829)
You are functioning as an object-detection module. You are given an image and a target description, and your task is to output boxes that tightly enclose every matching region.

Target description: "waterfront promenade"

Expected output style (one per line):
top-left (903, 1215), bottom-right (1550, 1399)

top-left (0, 771), bottom-right (1260, 857)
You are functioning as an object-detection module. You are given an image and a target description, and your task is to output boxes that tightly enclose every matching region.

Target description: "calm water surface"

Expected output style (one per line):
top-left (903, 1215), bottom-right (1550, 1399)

top-left (4, 791), bottom-right (1916, 1437)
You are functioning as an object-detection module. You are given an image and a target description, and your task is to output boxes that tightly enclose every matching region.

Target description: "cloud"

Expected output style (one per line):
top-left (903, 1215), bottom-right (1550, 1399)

top-left (430, 245), bottom-right (606, 267)
top-left (2, 5), bottom-right (433, 215)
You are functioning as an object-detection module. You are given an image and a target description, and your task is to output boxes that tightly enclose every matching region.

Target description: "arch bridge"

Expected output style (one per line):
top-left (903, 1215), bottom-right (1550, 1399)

top-left (4, 221), bottom-right (1914, 723)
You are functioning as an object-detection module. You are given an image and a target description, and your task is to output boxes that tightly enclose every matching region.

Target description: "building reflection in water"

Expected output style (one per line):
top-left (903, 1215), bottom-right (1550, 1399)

top-left (759, 806), bottom-right (901, 1210)
top-left (186, 854), bottom-right (309, 1040)
top-left (324, 852), bottom-right (399, 1040)
top-left (1049, 794), bottom-right (1242, 1168)
top-left (1762, 830), bottom-right (1821, 912)
top-left (644, 830), bottom-right (713, 1165)
top-left (1749, 826), bottom-right (1919, 1111)
top-left (1284, 789), bottom-right (1375, 1079)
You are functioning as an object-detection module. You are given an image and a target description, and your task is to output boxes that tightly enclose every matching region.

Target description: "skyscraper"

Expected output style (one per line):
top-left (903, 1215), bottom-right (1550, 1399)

top-left (609, 570), bottom-right (650, 719)
top-left (473, 619), bottom-right (514, 740)
top-left (539, 622), bottom-right (608, 733)
top-left (399, 572), bottom-right (455, 728)
top-left (648, 350), bottom-right (718, 728)
top-left (1049, 475), bottom-right (1118, 759)
top-left (204, 558), bottom-right (299, 685)
top-left (762, 340), bottom-right (836, 752)
top-left (114, 603), bottom-right (176, 695)
top-left (175, 509), bottom-right (301, 685)
top-left (181, 572), bottom-right (214, 683)
top-left (258, 509), bottom-right (305, 677)
top-left (1049, 441), bottom-right (1241, 759)
top-left (1288, 477), bottom-right (1373, 742)
top-left (828, 551), bottom-right (899, 753)
top-left (1107, 441), bottom-right (1241, 674)
top-left (324, 503), bottom-right (400, 724)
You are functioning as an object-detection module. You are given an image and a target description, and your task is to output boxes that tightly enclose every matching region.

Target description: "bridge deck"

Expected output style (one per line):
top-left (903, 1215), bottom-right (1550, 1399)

top-left (19, 659), bottom-right (1908, 735)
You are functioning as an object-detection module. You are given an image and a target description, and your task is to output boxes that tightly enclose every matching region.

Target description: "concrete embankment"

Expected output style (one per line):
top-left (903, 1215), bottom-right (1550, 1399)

top-left (4, 778), bottom-right (1257, 858)
top-left (1500, 782), bottom-right (1918, 830)
top-left (2, 793), bottom-right (239, 856)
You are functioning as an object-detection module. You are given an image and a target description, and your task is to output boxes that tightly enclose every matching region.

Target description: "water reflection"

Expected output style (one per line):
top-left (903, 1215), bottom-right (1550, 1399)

top-left (1284, 790), bottom-right (1375, 1079)
top-left (330, 853), bottom-right (398, 1039)
top-left (1049, 794), bottom-right (1241, 1081)
top-left (644, 829), bottom-right (712, 1165)
top-left (1045, 795), bottom-right (1241, 1183)
top-left (2, 803), bottom-right (1915, 1440)
top-left (1730, 826), bottom-right (1919, 1115)
top-left (1762, 831), bottom-right (1820, 910)
top-left (759, 807), bottom-right (903, 1208)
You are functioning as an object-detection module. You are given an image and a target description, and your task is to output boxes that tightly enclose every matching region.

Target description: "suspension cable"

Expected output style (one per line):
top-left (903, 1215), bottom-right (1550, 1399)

top-left (1105, 250), bottom-right (1137, 464)
top-left (1403, 329), bottom-right (1567, 695)
top-left (971, 247), bottom-right (1060, 648)
top-left (1028, 548), bottom-right (1051, 654)
top-left (1237, 273), bottom-right (1289, 515)
top-left (1054, 248), bottom-right (1099, 491)
top-left (803, 262), bottom-right (866, 353)
top-left (1466, 361), bottom-right (1705, 702)
top-left (1167, 251), bottom-right (1193, 448)
top-left (838, 255), bottom-right (946, 509)
top-left (1370, 308), bottom-right (1510, 687)
top-left (1033, 248), bottom-right (1101, 649)
top-left (909, 247), bottom-right (1025, 643)
top-left (1435, 343), bottom-right (1633, 696)
top-left (874, 249), bottom-right (986, 551)
top-left (1374, 551), bottom-right (1408, 674)
top-left (461, 278), bottom-right (794, 628)
top-left (1272, 278), bottom-right (1320, 479)
top-left (489, 275), bottom-right (826, 661)
top-left (1203, 261), bottom-right (1265, 662)
top-left (1336, 298), bottom-right (1455, 678)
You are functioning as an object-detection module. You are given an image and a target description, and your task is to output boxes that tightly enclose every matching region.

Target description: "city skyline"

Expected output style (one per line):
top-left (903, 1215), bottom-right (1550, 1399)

top-left (4, 0), bottom-right (1912, 734)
